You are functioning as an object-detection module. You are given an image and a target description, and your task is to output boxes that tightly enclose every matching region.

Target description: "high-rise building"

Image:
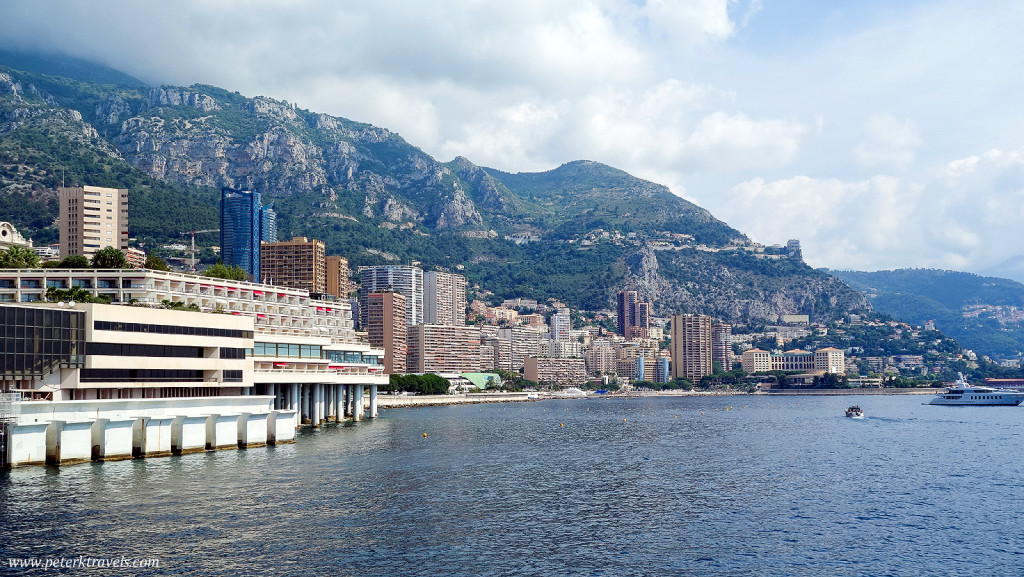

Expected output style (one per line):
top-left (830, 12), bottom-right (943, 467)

top-left (712, 323), bottom-right (733, 371)
top-left (59, 186), bottom-right (129, 260)
top-left (220, 188), bottom-right (275, 280)
top-left (406, 324), bottom-right (482, 373)
top-left (617, 290), bottom-right (651, 339)
top-left (424, 271), bottom-right (467, 326)
top-left (632, 301), bottom-right (651, 339)
top-left (326, 256), bottom-right (352, 298)
top-left (617, 291), bottom-right (637, 338)
top-left (358, 265), bottom-right (423, 328)
top-left (261, 203), bottom-right (277, 244)
top-left (260, 237), bottom-right (326, 293)
top-left (549, 308), bottom-right (571, 341)
top-left (366, 291), bottom-right (407, 374)
top-left (670, 314), bottom-right (713, 381)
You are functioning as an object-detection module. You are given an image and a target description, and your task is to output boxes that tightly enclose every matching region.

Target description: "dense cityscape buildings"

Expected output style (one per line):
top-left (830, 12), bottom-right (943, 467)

top-left (0, 172), bottom-right (976, 468)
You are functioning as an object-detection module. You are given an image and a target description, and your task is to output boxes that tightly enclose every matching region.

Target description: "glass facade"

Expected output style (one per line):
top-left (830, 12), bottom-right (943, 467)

top-left (0, 305), bottom-right (86, 379)
top-left (326, 350), bottom-right (380, 365)
top-left (251, 342), bottom-right (322, 358)
top-left (94, 320), bottom-right (253, 339)
top-left (221, 188), bottom-right (276, 281)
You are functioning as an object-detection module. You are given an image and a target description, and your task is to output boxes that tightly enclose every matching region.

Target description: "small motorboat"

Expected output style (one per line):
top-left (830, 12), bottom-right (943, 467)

top-left (845, 405), bottom-right (864, 419)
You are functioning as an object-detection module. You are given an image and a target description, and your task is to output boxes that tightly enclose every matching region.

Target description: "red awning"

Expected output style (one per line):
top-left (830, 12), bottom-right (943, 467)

top-left (257, 314), bottom-right (267, 318)
top-left (316, 307), bottom-right (325, 312)
top-left (231, 312), bottom-right (241, 316)
top-left (253, 290), bottom-right (264, 296)
top-left (273, 362), bottom-right (288, 367)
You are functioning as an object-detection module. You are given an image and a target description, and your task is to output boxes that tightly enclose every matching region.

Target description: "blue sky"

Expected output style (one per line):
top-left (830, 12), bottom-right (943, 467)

top-left (2, 1), bottom-right (1024, 278)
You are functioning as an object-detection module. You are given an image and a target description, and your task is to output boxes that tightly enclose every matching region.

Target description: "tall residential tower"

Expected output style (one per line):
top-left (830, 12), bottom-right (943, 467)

top-left (220, 188), bottom-right (276, 280)
top-left (58, 186), bottom-right (129, 260)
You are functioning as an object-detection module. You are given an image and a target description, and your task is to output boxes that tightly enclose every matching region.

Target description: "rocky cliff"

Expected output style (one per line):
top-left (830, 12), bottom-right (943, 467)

top-left (0, 60), bottom-right (871, 323)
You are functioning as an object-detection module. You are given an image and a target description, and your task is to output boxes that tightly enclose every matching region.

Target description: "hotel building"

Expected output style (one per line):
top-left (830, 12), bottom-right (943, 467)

top-left (0, 268), bottom-right (387, 467)
top-left (58, 186), bottom-right (129, 260)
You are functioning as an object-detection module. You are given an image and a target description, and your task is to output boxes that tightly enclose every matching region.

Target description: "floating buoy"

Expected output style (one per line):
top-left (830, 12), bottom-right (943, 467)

top-left (423, 432), bottom-right (427, 438)
top-left (560, 423), bottom-right (564, 427)
top-left (701, 411), bottom-right (704, 415)
top-left (623, 418), bottom-right (627, 422)
top-left (674, 415), bottom-right (678, 419)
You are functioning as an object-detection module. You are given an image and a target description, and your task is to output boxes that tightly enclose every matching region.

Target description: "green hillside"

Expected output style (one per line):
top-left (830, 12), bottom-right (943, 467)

top-left (0, 54), bottom-right (868, 322)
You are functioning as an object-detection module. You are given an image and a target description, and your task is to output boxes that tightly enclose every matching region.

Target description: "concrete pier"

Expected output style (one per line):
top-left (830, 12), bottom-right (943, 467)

top-left (172, 415), bottom-right (208, 455)
top-left (133, 417), bottom-right (173, 458)
top-left (90, 418), bottom-right (135, 461)
top-left (268, 410), bottom-right (297, 444)
top-left (206, 414), bottom-right (240, 450)
top-left (238, 413), bottom-right (268, 448)
top-left (46, 421), bottom-right (93, 466)
top-left (8, 423), bottom-right (48, 467)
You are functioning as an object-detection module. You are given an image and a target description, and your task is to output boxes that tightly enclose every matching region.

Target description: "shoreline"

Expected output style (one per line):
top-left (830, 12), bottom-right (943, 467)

top-left (376, 387), bottom-right (940, 409)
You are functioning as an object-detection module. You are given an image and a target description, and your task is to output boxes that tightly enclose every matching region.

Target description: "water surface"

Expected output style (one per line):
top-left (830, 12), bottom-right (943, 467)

top-left (3, 395), bottom-right (1023, 576)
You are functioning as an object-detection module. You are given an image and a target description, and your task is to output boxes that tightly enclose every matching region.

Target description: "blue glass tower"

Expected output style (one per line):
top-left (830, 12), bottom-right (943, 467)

top-left (220, 188), bottom-right (275, 280)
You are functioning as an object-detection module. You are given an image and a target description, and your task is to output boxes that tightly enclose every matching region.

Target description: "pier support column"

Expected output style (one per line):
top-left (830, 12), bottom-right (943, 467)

top-left (354, 385), bottom-right (364, 421)
top-left (313, 384), bottom-right (323, 427)
top-left (301, 385), bottom-right (310, 425)
top-left (369, 385), bottom-right (378, 418)
top-left (291, 384), bottom-right (300, 414)
top-left (335, 384), bottom-right (343, 422)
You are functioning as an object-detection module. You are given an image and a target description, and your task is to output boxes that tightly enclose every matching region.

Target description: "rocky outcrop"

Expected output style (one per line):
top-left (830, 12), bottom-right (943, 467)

top-left (95, 94), bottom-right (133, 125)
top-left (146, 87), bottom-right (218, 111)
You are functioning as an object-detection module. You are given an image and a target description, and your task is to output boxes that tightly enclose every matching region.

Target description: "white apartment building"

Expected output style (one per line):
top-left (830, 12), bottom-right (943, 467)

top-left (59, 186), bottom-right (129, 260)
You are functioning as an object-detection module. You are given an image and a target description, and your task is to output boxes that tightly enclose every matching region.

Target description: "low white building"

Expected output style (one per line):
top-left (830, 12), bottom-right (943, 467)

top-left (0, 268), bottom-right (388, 467)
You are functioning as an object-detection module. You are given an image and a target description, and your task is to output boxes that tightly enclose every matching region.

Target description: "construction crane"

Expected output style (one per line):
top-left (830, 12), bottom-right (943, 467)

top-left (181, 229), bottom-right (219, 271)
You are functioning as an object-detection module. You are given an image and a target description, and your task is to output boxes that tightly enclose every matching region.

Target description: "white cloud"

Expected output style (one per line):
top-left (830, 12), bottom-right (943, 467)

top-left (3, 0), bottom-right (1024, 273)
top-left (854, 114), bottom-right (922, 170)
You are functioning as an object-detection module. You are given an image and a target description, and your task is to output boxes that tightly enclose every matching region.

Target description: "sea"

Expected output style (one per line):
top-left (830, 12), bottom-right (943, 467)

top-left (2, 394), bottom-right (1023, 576)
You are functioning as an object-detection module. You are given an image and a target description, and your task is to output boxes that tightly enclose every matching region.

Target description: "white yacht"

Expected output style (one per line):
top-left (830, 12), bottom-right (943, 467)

top-left (929, 373), bottom-right (1024, 406)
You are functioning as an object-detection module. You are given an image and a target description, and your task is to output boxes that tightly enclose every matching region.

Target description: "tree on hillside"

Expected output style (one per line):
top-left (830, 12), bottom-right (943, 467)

top-left (57, 254), bottom-right (90, 268)
top-left (144, 254), bottom-right (171, 271)
top-left (91, 247), bottom-right (127, 269)
top-left (0, 245), bottom-right (41, 269)
top-left (202, 262), bottom-right (247, 281)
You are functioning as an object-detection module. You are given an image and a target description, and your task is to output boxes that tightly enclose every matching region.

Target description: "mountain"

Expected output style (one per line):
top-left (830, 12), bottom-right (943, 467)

top-left (979, 254), bottom-right (1024, 284)
top-left (0, 54), bottom-right (868, 322)
top-left (829, 268), bottom-right (1024, 358)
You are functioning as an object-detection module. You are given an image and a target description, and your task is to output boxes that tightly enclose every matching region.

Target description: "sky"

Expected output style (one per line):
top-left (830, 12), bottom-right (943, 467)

top-left (2, 0), bottom-right (1024, 277)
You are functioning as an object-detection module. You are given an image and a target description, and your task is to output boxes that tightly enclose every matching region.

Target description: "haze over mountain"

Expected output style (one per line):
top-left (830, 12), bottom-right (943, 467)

top-left (0, 55), bottom-right (868, 323)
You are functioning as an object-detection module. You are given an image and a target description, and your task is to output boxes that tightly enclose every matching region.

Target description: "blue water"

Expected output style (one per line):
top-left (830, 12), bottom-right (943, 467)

top-left (2, 395), bottom-right (1024, 576)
